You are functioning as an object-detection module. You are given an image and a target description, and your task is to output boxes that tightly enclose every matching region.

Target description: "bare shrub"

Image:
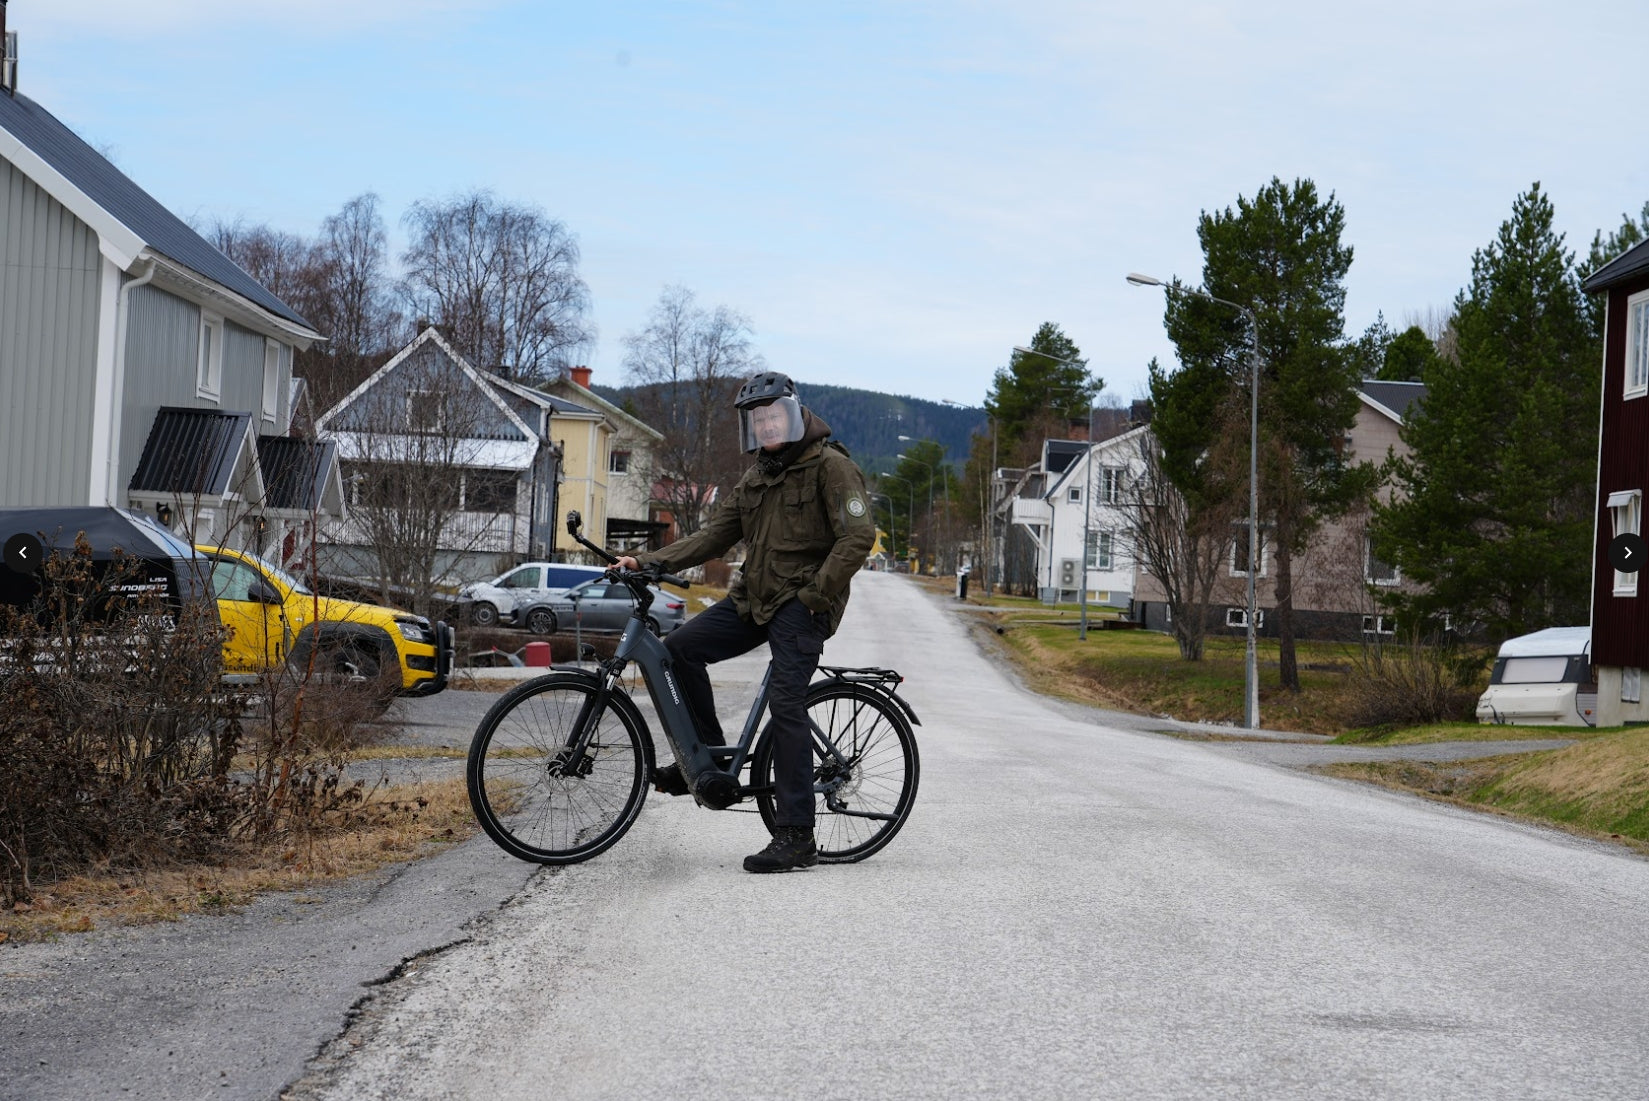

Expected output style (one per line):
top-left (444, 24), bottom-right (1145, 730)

top-left (1340, 628), bottom-right (1485, 736)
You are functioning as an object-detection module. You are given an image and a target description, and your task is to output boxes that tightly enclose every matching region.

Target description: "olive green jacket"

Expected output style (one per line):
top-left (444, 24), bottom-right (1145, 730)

top-left (638, 432), bottom-right (876, 634)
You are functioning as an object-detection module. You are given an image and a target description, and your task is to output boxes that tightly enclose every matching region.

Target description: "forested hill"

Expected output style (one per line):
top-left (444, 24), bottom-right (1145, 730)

top-left (589, 381), bottom-right (987, 476)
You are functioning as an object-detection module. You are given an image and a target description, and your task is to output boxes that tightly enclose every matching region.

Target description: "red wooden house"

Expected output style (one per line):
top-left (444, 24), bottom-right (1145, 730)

top-left (1582, 237), bottom-right (1649, 725)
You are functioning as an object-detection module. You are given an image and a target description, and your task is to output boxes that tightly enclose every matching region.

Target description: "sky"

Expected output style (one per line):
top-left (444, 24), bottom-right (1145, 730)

top-left (14, 0), bottom-right (1649, 409)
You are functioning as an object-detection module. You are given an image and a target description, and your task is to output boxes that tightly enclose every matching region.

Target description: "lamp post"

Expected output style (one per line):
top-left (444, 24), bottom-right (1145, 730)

top-left (942, 400), bottom-right (996, 594)
top-left (882, 474), bottom-right (915, 570)
top-left (1127, 271), bottom-right (1262, 731)
top-left (896, 450), bottom-right (934, 573)
top-left (867, 490), bottom-right (896, 567)
top-left (1011, 346), bottom-right (1101, 640)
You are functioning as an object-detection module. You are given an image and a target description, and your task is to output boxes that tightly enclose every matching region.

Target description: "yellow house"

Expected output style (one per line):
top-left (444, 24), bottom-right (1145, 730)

top-left (541, 392), bottom-right (614, 558)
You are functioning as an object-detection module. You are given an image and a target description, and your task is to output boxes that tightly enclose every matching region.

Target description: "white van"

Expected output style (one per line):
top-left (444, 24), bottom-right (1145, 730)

top-left (1475, 626), bottom-right (1596, 727)
top-left (457, 562), bottom-right (608, 629)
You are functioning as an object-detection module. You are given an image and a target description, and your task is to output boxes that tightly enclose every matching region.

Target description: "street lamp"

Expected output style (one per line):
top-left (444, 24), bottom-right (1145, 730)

top-left (1011, 346), bottom-right (1101, 640)
top-left (941, 401), bottom-right (997, 594)
top-left (1127, 271), bottom-right (1262, 731)
top-left (882, 473), bottom-right (916, 570)
top-left (896, 450), bottom-right (934, 573)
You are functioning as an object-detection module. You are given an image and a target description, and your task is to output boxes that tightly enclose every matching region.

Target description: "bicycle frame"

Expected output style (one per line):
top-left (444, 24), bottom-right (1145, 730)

top-left (558, 509), bottom-right (920, 811)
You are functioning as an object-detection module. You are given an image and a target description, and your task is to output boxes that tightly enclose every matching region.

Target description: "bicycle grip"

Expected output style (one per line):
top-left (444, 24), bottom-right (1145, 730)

top-left (660, 571), bottom-right (689, 589)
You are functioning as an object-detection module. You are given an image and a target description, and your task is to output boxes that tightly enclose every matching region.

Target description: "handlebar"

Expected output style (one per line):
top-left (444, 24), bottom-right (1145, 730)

top-left (566, 510), bottom-right (690, 591)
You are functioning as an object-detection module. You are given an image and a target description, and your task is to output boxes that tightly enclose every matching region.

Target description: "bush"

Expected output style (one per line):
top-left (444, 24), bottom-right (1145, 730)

top-left (0, 541), bottom-right (382, 905)
top-left (1339, 629), bottom-right (1487, 736)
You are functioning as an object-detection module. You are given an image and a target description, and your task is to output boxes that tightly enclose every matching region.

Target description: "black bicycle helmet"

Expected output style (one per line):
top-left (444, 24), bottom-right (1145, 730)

top-left (735, 371), bottom-right (797, 410)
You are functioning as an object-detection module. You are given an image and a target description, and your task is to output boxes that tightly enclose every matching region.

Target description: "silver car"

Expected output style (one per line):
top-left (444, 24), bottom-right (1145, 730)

top-left (521, 578), bottom-right (687, 636)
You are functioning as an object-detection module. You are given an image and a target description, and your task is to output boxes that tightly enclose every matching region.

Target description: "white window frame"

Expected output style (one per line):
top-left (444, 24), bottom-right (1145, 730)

top-left (1627, 289), bottom-right (1649, 400)
top-left (1226, 606), bottom-right (1264, 629)
top-left (1086, 529), bottom-right (1113, 571)
top-left (196, 312), bottom-right (223, 401)
top-left (1098, 466), bottom-right (1123, 504)
top-left (1624, 667), bottom-right (1642, 704)
top-left (1361, 614), bottom-right (1396, 636)
top-left (261, 339), bottom-right (282, 423)
top-left (1610, 489), bottom-right (1642, 596)
top-left (609, 449), bottom-right (631, 475)
top-left (407, 389), bottom-right (444, 433)
top-left (1067, 485), bottom-right (1081, 504)
top-left (1365, 535), bottom-right (1400, 586)
top-left (1230, 521), bottom-right (1268, 578)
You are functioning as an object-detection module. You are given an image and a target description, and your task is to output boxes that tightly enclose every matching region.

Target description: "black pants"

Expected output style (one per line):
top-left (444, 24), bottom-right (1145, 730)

top-left (664, 596), bottom-right (825, 829)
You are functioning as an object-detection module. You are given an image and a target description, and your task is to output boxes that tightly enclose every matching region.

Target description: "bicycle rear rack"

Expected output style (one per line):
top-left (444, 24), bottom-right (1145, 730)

top-left (816, 665), bottom-right (920, 725)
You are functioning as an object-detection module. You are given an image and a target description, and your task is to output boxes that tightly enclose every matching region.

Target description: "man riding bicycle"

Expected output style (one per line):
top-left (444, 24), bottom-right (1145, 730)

top-left (616, 371), bottom-right (876, 872)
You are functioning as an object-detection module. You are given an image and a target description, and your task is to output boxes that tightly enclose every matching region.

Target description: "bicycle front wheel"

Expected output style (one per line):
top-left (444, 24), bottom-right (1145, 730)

top-left (467, 673), bottom-right (652, 864)
top-left (752, 683), bottom-right (920, 863)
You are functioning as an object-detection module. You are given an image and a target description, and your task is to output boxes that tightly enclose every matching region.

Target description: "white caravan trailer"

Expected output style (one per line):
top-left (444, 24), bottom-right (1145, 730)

top-left (1475, 626), bottom-right (1596, 727)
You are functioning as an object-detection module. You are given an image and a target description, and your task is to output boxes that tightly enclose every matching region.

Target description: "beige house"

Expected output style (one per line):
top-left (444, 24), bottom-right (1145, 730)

top-left (1132, 380), bottom-right (1425, 640)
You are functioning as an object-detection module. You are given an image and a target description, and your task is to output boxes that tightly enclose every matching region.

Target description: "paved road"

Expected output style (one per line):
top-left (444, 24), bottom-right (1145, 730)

top-left (290, 572), bottom-right (1647, 1101)
top-left (3, 572), bottom-right (1644, 1100)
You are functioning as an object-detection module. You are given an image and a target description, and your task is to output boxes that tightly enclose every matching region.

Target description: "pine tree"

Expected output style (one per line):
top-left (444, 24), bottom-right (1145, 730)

top-left (1157, 177), bottom-right (1368, 690)
top-left (1373, 183), bottom-right (1598, 639)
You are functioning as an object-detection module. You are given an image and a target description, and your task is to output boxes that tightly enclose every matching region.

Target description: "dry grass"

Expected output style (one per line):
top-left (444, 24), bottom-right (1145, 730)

top-left (1322, 730), bottom-right (1649, 850)
top-left (0, 777), bottom-right (478, 944)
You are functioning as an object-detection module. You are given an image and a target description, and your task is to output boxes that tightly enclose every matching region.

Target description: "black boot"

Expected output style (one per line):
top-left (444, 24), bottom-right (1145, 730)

top-left (743, 826), bottom-right (818, 873)
top-left (651, 764), bottom-right (690, 796)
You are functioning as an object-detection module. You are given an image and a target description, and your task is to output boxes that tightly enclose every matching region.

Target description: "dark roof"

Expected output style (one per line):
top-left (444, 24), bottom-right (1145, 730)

top-left (1582, 237), bottom-right (1649, 294)
top-left (257, 436), bottom-right (336, 512)
top-left (1043, 439), bottom-right (1087, 476)
top-left (1359, 380), bottom-right (1427, 421)
top-left (0, 88), bottom-right (312, 331)
top-left (129, 408), bottom-right (253, 496)
top-left (0, 505), bottom-right (197, 560)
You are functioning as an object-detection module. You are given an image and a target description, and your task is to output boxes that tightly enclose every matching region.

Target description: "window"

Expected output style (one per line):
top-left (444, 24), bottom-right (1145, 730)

top-left (1086, 529), bottom-right (1113, 571)
top-left (1361, 614), bottom-right (1396, 636)
top-left (1625, 668), bottom-right (1642, 704)
top-left (610, 450), bottom-right (631, 475)
top-left (197, 313), bottom-right (223, 400)
top-left (408, 390), bottom-right (444, 433)
top-left (1365, 536), bottom-right (1399, 586)
top-left (1226, 606), bottom-right (1264, 629)
top-left (1610, 489), bottom-right (1642, 595)
top-left (1098, 467), bottom-right (1123, 504)
top-left (262, 340), bottom-right (282, 422)
top-left (465, 470), bottom-right (518, 512)
top-left (1628, 289), bottom-right (1649, 399)
top-left (1231, 522), bottom-right (1267, 577)
top-left (500, 566), bottom-right (543, 590)
top-left (1068, 486), bottom-right (1081, 504)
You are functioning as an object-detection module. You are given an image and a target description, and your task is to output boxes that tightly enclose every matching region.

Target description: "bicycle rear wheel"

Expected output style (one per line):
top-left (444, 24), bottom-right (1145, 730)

top-left (752, 683), bottom-right (919, 862)
top-left (467, 673), bottom-right (652, 864)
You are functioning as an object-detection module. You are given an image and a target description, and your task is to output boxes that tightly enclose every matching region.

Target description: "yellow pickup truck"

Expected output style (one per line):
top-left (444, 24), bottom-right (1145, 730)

top-left (196, 545), bottom-right (452, 703)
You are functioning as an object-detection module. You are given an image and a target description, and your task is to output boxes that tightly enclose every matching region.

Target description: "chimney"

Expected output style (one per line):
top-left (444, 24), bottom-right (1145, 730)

top-left (569, 365), bottom-right (592, 388)
top-left (1, 1), bottom-right (16, 96)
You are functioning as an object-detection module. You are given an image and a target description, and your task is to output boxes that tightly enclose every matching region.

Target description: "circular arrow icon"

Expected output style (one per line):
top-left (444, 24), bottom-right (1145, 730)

top-left (3, 532), bottom-right (43, 575)
top-left (1610, 532), bottom-right (1647, 574)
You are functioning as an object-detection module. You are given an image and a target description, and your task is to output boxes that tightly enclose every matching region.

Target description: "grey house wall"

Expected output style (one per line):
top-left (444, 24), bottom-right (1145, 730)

top-left (118, 284), bottom-right (291, 503)
top-left (0, 157), bottom-right (103, 506)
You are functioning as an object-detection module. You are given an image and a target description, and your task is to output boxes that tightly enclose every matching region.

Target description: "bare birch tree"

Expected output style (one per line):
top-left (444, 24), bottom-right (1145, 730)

top-left (399, 191), bottom-right (592, 383)
top-left (1122, 429), bottom-right (1238, 660)
top-left (621, 285), bottom-right (761, 538)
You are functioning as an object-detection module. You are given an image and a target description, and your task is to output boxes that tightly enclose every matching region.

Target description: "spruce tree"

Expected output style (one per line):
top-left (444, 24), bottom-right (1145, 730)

top-left (1373, 183), bottom-right (1597, 639)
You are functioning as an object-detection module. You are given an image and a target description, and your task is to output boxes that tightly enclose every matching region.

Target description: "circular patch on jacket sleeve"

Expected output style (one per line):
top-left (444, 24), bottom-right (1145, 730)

top-left (846, 496), bottom-right (866, 517)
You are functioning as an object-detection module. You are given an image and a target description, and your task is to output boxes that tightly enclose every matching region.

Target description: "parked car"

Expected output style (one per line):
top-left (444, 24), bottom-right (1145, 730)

top-left (197, 545), bottom-right (453, 704)
top-left (1476, 626), bottom-right (1596, 727)
top-left (519, 577), bottom-right (687, 636)
top-left (456, 562), bottom-right (608, 627)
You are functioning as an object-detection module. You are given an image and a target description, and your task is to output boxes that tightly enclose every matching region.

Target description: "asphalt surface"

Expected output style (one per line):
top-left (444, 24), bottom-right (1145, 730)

top-left (2, 574), bottom-right (1641, 1100)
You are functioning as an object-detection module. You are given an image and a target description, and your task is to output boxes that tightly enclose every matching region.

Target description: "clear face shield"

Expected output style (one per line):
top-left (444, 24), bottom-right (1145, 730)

top-left (738, 395), bottom-right (805, 453)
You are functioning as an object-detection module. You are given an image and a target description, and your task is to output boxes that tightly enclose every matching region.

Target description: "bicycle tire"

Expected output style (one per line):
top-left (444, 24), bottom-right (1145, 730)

top-left (467, 672), bottom-right (652, 864)
top-left (751, 682), bottom-right (919, 863)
